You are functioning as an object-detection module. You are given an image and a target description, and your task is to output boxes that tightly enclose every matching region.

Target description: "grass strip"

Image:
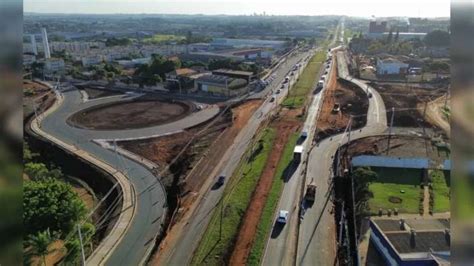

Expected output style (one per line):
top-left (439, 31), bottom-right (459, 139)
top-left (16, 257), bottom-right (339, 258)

top-left (282, 51), bottom-right (324, 109)
top-left (191, 128), bottom-right (276, 265)
top-left (247, 132), bottom-right (299, 266)
top-left (430, 170), bottom-right (450, 213)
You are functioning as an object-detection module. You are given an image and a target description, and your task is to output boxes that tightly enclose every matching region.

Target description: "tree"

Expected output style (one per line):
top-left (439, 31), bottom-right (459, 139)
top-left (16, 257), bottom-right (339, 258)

top-left (424, 30), bottom-right (450, 47)
top-left (24, 229), bottom-right (55, 266)
top-left (24, 162), bottom-right (62, 181)
top-left (23, 179), bottom-right (87, 238)
top-left (353, 167), bottom-right (378, 216)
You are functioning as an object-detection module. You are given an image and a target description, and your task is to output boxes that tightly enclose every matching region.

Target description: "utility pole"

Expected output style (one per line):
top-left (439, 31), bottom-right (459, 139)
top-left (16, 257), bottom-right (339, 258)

top-left (386, 107), bottom-right (395, 155)
top-left (77, 224), bottom-right (86, 266)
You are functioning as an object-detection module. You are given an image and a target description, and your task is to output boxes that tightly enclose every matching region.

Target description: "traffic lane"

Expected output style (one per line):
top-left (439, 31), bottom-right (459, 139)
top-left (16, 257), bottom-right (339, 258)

top-left (263, 162), bottom-right (304, 266)
top-left (163, 95), bottom-right (275, 265)
top-left (40, 91), bottom-right (166, 265)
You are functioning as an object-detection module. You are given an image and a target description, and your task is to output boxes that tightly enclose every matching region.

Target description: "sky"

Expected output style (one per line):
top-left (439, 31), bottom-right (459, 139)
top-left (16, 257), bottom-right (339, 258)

top-left (24, 0), bottom-right (450, 18)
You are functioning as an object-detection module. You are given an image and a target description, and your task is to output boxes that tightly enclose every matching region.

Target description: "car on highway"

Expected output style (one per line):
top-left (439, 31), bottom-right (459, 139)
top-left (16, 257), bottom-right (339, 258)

top-left (216, 175), bottom-right (226, 186)
top-left (321, 74), bottom-right (327, 81)
top-left (270, 97), bottom-right (275, 102)
top-left (276, 89), bottom-right (281, 94)
top-left (277, 210), bottom-right (289, 224)
top-left (317, 80), bottom-right (324, 88)
top-left (368, 92), bottom-right (373, 98)
top-left (332, 103), bottom-right (341, 113)
top-left (281, 84), bottom-right (286, 89)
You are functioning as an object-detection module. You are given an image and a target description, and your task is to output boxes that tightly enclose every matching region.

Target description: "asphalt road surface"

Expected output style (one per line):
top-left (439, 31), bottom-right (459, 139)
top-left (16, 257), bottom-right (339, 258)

top-left (295, 50), bottom-right (388, 266)
top-left (39, 86), bottom-right (218, 265)
top-left (262, 22), bottom-right (341, 266)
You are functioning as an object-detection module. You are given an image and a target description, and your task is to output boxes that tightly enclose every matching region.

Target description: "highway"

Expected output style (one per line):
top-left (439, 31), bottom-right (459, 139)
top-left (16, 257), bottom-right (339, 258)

top-left (295, 49), bottom-right (388, 265)
top-left (262, 22), bottom-right (341, 266)
top-left (155, 48), bottom-right (314, 266)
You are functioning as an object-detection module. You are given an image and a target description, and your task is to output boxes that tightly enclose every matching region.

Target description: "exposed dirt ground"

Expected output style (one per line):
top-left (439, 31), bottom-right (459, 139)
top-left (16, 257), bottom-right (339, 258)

top-left (81, 87), bottom-right (122, 99)
top-left (119, 100), bottom-right (261, 192)
top-left (148, 100), bottom-right (261, 266)
top-left (23, 80), bottom-right (56, 120)
top-left (343, 135), bottom-right (449, 166)
top-left (68, 99), bottom-right (194, 130)
top-left (369, 82), bottom-right (447, 129)
top-left (423, 94), bottom-right (450, 136)
top-left (229, 113), bottom-right (300, 265)
top-left (315, 58), bottom-right (368, 142)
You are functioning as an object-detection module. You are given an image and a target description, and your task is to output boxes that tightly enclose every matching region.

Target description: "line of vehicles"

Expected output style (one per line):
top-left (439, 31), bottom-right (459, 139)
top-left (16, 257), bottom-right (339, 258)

top-left (277, 50), bottom-right (335, 226)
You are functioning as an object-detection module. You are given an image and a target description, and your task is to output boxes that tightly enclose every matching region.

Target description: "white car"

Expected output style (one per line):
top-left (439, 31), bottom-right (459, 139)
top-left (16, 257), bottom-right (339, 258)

top-left (277, 210), bottom-right (289, 224)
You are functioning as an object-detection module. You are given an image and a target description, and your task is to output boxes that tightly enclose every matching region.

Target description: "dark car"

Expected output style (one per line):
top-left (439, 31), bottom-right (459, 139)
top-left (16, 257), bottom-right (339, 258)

top-left (216, 175), bottom-right (226, 186)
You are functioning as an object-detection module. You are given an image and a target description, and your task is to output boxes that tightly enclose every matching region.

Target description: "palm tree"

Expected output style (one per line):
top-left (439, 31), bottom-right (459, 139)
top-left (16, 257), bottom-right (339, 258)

top-left (25, 229), bottom-right (55, 266)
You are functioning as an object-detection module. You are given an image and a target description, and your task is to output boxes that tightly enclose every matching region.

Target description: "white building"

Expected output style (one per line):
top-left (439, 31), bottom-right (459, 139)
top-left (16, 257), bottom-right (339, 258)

top-left (23, 54), bottom-right (37, 66)
top-left (41, 28), bottom-right (51, 59)
top-left (376, 58), bottom-right (409, 75)
top-left (81, 56), bottom-right (103, 67)
top-left (44, 58), bottom-right (65, 73)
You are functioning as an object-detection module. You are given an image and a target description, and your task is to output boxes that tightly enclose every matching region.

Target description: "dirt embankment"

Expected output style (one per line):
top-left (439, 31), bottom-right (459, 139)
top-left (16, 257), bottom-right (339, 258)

top-left (315, 60), bottom-right (368, 142)
top-left (147, 100), bottom-right (262, 265)
top-left (80, 87), bottom-right (122, 99)
top-left (23, 80), bottom-right (56, 121)
top-left (68, 99), bottom-right (194, 130)
top-left (119, 99), bottom-right (262, 208)
top-left (369, 82), bottom-right (447, 129)
top-left (342, 135), bottom-right (449, 166)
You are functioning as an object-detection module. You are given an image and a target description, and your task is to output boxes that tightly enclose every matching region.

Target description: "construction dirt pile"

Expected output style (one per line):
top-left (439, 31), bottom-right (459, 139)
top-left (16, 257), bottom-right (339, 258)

top-left (315, 63), bottom-right (368, 142)
top-left (369, 82), bottom-right (447, 128)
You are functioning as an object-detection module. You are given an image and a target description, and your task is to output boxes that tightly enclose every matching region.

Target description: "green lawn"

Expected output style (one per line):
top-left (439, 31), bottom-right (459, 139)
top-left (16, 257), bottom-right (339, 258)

top-left (247, 132), bottom-right (299, 266)
top-left (142, 34), bottom-right (185, 44)
top-left (191, 128), bottom-right (276, 265)
top-left (367, 167), bottom-right (424, 214)
top-left (369, 183), bottom-right (422, 214)
top-left (430, 170), bottom-right (450, 213)
top-left (282, 51), bottom-right (324, 109)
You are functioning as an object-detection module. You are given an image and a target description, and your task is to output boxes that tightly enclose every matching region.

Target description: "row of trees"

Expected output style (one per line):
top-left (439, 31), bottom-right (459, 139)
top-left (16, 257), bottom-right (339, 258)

top-left (133, 54), bottom-right (181, 86)
top-left (23, 143), bottom-right (94, 265)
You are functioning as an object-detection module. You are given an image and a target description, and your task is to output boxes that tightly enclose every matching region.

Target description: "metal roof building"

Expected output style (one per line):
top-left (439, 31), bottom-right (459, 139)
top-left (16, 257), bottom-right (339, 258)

top-left (351, 155), bottom-right (430, 169)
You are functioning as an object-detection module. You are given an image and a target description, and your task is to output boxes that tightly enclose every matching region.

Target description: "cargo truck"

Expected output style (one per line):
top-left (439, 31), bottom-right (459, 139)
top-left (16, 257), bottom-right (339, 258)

top-left (305, 183), bottom-right (317, 202)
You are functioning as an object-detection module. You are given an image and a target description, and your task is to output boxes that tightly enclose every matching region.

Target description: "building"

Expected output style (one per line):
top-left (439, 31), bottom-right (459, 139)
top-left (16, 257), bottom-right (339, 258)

top-left (369, 21), bottom-right (388, 33)
top-left (41, 28), bottom-right (51, 59)
top-left (368, 32), bottom-right (427, 40)
top-left (370, 218), bottom-right (450, 265)
top-left (210, 38), bottom-right (286, 50)
top-left (194, 74), bottom-right (247, 96)
top-left (81, 56), bottom-right (103, 67)
top-left (23, 54), bottom-right (37, 66)
top-left (211, 69), bottom-right (254, 82)
top-left (376, 58), bottom-right (409, 75)
top-left (166, 68), bottom-right (201, 91)
top-left (44, 58), bottom-right (65, 73)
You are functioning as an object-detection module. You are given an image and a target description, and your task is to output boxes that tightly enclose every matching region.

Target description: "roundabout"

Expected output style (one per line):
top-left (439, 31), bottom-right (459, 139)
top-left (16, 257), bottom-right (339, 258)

top-left (68, 99), bottom-right (195, 130)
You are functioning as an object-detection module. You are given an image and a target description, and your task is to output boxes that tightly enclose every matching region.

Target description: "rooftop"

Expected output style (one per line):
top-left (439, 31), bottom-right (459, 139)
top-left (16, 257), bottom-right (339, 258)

top-left (351, 155), bottom-right (430, 169)
top-left (212, 68), bottom-right (254, 77)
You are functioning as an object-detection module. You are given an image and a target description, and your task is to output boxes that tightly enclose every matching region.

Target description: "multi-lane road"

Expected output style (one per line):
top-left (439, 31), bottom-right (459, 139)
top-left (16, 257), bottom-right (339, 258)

top-left (155, 48), bottom-right (315, 265)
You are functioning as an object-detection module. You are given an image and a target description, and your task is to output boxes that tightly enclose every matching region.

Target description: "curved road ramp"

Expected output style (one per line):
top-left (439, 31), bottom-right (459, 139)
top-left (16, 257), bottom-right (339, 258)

top-left (30, 84), bottom-right (172, 265)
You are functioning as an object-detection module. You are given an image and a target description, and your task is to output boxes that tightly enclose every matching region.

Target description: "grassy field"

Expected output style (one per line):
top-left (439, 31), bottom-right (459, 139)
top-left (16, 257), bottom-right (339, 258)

top-left (430, 170), bottom-right (450, 213)
top-left (247, 132), bottom-right (299, 266)
top-left (282, 50), bottom-right (324, 109)
top-left (142, 34), bottom-right (185, 44)
top-left (368, 167), bottom-right (423, 214)
top-left (369, 183), bottom-right (421, 214)
top-left (191, 128), bottom-right (276, 265)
